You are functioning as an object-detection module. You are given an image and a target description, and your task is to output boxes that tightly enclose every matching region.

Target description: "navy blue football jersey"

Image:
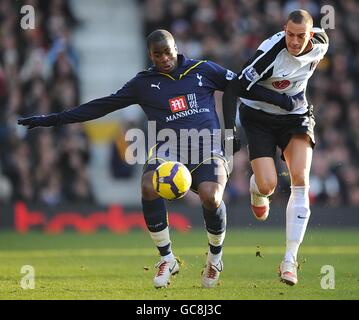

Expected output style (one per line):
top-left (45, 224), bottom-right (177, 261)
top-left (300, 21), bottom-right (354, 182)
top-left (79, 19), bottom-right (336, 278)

top-left (57, 55), bottom-right (236, 136)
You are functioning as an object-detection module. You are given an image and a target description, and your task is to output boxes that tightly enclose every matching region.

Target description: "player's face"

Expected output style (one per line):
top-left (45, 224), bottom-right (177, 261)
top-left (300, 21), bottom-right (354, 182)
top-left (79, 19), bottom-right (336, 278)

top-left (284, 20), bottom-right (314, 56)
top-left (149, 39), bottom-right (178, 73)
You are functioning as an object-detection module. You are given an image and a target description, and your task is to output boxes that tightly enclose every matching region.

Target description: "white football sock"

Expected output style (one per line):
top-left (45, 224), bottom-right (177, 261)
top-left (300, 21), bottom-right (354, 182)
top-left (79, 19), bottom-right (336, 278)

top-left (207, 231), bottom-right (226, 247)
top-left (161, 252), bottom-right (175, 262)
top-left (149, 226), bottom-right (171, 247)
top-left (285, 186), bottom-right (311, 263)
top-left (207, 231), bottom-right (225, 264)
top-left (207, 250), bottom-right (222, 265)
top-left (149, 227), bottom-right (174, 261)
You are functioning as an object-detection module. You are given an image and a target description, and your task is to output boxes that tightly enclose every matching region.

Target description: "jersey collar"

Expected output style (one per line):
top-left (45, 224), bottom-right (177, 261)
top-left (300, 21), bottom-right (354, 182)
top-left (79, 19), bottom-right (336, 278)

top-left (151, 54), bottom-right (205, 81)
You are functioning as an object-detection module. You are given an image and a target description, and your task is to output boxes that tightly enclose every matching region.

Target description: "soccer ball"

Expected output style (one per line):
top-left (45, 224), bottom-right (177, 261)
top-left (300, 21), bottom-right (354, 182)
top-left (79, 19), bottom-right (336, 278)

top-left (152, 161), bottom-right (192, 200)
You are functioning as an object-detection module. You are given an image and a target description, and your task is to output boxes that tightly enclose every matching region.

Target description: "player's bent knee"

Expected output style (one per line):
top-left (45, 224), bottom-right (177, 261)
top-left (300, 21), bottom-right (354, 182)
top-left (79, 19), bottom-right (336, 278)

top-left (257, 181), bottom-right (277, 196)
top-left (201, 196), bottom-right (222, 210)
top-left (198, 185), bottom-right (223, 210)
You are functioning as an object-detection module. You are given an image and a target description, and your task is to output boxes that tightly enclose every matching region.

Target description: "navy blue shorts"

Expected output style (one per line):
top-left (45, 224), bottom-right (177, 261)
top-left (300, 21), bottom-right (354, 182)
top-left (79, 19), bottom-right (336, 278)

top-left (143, 154), bottom-right (229, 193)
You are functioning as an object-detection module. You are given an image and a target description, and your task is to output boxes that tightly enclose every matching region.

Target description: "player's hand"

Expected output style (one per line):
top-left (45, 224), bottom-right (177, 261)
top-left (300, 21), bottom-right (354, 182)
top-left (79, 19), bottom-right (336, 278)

top-left (281, 91), bottom-right (305, 111)
top-left (17, 114), bottom-right (59, 129)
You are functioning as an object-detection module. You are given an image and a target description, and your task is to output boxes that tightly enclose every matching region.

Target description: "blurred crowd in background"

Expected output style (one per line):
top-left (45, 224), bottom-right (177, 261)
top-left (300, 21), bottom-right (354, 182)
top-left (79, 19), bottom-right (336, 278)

top-left (0, 0), bottom-right (93, 205)
top-left (1, 0), bottom-right (359, 207)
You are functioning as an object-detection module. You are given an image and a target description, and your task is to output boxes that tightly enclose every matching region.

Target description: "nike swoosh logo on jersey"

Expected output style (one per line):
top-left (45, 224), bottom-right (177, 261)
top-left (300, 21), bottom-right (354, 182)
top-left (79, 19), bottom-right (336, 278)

top-left (297, 215), bottom-right (307, 219)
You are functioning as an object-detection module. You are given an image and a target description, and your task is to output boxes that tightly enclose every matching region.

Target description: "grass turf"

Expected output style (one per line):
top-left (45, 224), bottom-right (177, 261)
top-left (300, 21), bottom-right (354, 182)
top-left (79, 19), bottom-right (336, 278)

top-left (0, 228), bottom-right (358, 300)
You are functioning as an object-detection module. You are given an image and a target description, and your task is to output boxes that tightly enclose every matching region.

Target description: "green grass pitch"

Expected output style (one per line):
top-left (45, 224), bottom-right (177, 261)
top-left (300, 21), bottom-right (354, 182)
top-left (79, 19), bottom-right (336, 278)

top-left (0, 228), bottom-right (358, 300)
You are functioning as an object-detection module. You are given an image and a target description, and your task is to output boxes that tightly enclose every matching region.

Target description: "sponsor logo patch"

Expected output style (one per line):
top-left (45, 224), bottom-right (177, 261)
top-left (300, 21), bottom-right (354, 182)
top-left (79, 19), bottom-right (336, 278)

top-left (272, 80), bottom-right (291, 89)
top-left (169, 96), bottom-right (188, 113)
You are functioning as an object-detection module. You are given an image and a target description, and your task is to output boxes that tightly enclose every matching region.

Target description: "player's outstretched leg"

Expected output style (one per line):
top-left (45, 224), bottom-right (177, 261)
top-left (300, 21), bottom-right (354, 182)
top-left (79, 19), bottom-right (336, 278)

top-left (280, 186), bottom-right (311, 286)
top-left (196, 160), bottom-right (227, 288)
top-left (142, 197), bottom-right (179, 288)
top-left (280, 135), bottom-right (313, 286)
top-left (142, 171), bottom-right (179, 288)
top-left (201, 200), bottom-right (226, 288)
top-left (249, 174), bottom-right (271, 221)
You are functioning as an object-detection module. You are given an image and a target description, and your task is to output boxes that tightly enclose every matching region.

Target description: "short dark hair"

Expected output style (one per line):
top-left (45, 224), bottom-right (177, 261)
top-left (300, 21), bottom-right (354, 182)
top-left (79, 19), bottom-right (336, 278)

top-left (146, 29), bottom-right (174, 49)
top-left (287, 10), bottom-right (313, 28)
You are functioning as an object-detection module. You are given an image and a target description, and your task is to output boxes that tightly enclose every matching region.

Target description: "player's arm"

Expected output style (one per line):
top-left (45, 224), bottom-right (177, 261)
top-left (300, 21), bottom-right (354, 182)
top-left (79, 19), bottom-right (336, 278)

top-left (18, 79), bottom-right (139, 129)
top-left (222, 50), bottom-right (302, 133)
top-left (222, 76), bottom-right (303, 133)
top-left (204, 60), bottom-right (237, 91)
top-left (202, 60), bottom-right (242, 152)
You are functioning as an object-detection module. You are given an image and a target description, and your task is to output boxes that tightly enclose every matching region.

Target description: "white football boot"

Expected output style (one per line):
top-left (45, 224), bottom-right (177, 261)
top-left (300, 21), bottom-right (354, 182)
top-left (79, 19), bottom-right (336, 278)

top-left (249, 175), bottom-right (270, 221)
top-left (279, 260), bottom-right (298, 286)
top-left (201, 260), bottom-right (223, 288)
top-left (153, 258), bottom-right (179, 288)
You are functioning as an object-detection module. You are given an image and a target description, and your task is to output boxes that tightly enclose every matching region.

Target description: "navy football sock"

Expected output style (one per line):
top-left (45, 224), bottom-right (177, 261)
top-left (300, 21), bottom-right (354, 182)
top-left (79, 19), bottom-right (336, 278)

top-left (142, 197), bottom-right (168, 232)
top-left (202, 201), bottom-right (227, 255)
top-left (142, 198), bottom-right (173, 257)
top-left (202, 201), bottom-right (227, 235)
top-left (157, 243), bottom-right (172, 257)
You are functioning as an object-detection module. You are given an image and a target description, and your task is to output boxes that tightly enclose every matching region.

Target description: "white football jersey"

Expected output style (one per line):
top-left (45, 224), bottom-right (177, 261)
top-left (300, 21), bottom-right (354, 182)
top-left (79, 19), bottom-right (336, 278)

top-left (240, 28), bottom-right (329, 115)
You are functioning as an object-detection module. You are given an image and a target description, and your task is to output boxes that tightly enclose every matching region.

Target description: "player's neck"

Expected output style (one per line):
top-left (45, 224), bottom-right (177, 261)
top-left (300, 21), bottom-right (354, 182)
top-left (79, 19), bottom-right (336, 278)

top-left (304, 39), bottom-right (313, 53)
top-left (296, 40), bottom-right (313, 57)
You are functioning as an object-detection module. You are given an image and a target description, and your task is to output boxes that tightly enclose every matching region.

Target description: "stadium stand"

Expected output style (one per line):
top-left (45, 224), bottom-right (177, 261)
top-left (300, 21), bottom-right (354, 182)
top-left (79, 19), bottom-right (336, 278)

top-left (0, 0), bottom-right (93, 205)
top-left (1, 0), bottom-right (359, 207)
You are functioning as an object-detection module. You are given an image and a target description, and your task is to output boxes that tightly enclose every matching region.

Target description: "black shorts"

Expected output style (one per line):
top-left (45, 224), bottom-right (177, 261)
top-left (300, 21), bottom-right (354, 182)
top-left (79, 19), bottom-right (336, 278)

top-left (143, 154), bottom-right (229, 193)
top-left (239, 104), bottom-right (316, 161)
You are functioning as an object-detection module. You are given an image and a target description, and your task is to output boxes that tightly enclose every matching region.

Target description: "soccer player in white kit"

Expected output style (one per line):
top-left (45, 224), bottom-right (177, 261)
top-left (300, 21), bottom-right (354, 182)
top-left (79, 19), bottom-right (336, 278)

top-left (222, 10), bottom-right (329, 285)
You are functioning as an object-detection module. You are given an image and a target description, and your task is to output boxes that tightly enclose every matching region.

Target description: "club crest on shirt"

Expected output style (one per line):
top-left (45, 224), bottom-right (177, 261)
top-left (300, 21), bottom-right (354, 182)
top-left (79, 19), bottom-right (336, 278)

top-left (272, 80), bottom-right (291, 89)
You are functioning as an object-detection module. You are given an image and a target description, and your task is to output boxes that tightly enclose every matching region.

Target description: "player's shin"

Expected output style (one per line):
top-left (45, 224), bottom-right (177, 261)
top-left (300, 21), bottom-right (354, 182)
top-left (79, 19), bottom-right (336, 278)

top-left (249, 174), bottom-right (272, 221)
top-left (202, 201), bottom-right (227, 263)
top-left (285, 186), bottom-right (311, 263)
top-left (201, 202), bottom-right (226, 287)
top-left (142, 198), bottom-right (174, 260)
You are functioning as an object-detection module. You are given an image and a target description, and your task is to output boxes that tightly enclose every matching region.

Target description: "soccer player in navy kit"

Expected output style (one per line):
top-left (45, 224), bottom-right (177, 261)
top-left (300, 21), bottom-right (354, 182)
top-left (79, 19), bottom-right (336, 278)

top-left (223, 10), bottom-right (329, 285)
top-left (19, 29), bottom-right (294, 288)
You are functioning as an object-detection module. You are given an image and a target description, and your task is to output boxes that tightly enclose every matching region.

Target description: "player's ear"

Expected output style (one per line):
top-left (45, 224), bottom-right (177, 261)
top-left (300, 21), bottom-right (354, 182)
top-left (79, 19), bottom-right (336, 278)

top-left (309, 31), bottom-right (314, 39)
top-left (147, 48), bottom-right (153, 61)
